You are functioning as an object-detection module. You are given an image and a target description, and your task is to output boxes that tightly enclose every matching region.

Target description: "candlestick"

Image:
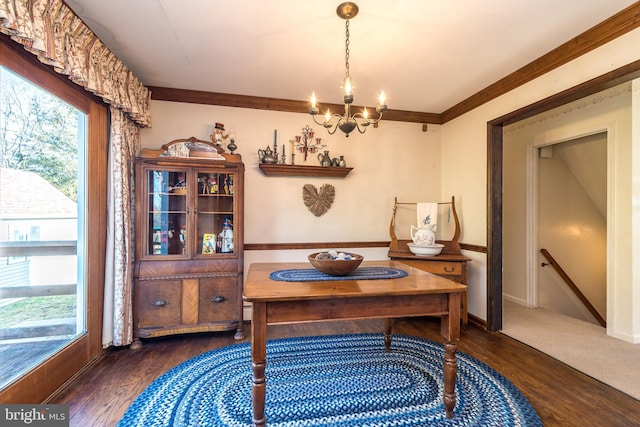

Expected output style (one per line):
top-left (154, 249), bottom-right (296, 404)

top-left (290, 140), bottom-right (295, 164)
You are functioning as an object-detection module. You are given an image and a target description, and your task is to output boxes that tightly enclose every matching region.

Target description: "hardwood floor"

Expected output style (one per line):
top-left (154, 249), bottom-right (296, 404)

top-left (52, 317), bottom-right (640, 426)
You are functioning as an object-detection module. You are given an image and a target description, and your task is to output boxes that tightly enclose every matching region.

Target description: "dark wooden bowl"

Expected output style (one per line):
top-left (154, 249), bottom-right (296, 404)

top-left (308, 252), bottom-right (364, 276)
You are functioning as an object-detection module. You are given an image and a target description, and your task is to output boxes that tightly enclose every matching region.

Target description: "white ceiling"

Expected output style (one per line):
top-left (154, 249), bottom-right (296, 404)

top-left (65, 0), bottom-right (638, 114)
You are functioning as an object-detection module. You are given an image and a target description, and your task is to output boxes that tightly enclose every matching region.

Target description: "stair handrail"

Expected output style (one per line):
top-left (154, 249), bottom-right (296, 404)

top-left (540, 248), bottom-right (606, 327)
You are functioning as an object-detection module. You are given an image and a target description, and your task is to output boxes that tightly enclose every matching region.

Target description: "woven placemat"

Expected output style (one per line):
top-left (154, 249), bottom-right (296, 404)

top-left (269, 267), bottom-right (408, 282)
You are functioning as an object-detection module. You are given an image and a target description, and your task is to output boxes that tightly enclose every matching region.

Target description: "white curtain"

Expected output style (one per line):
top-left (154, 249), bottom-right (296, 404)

top-left (103, 107), bottom-right (139, 347)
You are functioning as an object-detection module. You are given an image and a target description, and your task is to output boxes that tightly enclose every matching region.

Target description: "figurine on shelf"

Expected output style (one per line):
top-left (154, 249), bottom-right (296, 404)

top-left (174, 172), bottom-right (186, 188)
top-left (200, 175), bottom-right (210, 194)
top-left (167, 221), bottom-right (182, 254)
top-left (218, 217), bottom-right (234, 253)
top-left (179, 225), bottom-right (186, 246)
top-left (210, 122), bottom-right (228, 149)
top-left (209, 174), bottom-right (218, 194)
top-left (225, 175), bottom-right (234, 195)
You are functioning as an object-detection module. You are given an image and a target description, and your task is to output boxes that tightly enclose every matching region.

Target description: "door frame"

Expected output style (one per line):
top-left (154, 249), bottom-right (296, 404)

top-left (485, 60), bottom-right (640, 332)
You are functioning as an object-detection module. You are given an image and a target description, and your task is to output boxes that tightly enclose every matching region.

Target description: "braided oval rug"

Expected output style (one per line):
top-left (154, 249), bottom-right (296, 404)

top-left (118, 334), bottom-right (542, 427)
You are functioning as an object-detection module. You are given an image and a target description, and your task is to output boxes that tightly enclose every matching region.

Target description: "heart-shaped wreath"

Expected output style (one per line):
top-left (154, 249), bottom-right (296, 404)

top-left (302, 184), bottom-right (335, 216)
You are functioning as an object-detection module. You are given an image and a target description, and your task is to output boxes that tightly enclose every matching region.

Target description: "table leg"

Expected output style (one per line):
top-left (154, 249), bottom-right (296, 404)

top-left (384, 318), bottom-right (393, 352)
top-left (440, 292), bottom-right (461, 419)
top-left (443, 340), bottom-right (458, 418)
top-left (251, 302), bottom-right (267, 426)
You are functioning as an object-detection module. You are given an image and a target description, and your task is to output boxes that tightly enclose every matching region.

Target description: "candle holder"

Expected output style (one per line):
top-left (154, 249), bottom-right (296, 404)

top-left (293, 125), bottom-right (326, 161)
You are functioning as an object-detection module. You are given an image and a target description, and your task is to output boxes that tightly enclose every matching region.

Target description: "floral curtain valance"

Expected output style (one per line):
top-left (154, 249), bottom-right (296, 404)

top-left (0, 0), bottom-right (151, 127)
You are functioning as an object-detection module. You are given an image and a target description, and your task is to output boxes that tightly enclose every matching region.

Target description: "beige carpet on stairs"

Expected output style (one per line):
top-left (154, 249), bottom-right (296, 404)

top-left (501, 300), bottom-right (640, 401)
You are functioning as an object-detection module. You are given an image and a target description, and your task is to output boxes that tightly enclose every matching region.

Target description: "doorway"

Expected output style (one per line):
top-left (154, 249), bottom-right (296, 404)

top-left (502, 125), bottom-right (613, 323)
top-left (486, 79), bottom-right (636, 333)
top-left (502, 117), bottom-right (613, 328)
top-left (532, 134), bottom-right (607, 324)
top-left (501, 131), bottom-right (608, 325)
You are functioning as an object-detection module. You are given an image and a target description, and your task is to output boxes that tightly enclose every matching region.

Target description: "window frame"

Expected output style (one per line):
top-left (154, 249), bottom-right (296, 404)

top-left (0, 34), bottom-right (107, 404)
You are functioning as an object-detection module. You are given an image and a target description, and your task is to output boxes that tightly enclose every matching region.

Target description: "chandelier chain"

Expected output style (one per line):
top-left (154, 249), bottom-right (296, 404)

top-left (344, 19), bottom-right (350, 80)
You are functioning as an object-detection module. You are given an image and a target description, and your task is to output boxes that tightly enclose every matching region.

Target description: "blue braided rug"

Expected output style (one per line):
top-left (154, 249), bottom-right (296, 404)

top-left (118, 334), bottom-right (542, 427)
top-left (269, 267), bottom-right (408, 282)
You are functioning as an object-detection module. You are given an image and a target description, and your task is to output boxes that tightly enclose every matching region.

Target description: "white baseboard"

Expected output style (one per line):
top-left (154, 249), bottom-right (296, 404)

top-left (243, 303), bottom-right (252, 322)
top-left (503, 293), bottom-right (527, 306)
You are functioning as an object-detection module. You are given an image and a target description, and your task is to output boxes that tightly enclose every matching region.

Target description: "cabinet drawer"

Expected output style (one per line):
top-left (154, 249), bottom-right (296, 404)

top-left (418, 261), bottom-right (461, 276)
top-left (199, 277), bottom-right (238, 322)
top-left (398, 260), bottom-right (464, 282)
top-left (136, 280), bottom-right (182, 327)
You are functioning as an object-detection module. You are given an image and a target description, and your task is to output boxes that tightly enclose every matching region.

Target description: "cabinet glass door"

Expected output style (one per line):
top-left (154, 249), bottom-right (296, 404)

top-left (145, 169), bottom-right (188, 256)
top-left (196, 171), bottom-right (235, 255)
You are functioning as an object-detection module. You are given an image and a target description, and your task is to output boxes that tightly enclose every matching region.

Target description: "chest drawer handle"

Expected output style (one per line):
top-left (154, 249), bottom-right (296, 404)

top-left (212, 295), bottom-right (226, 303)
top-left (152, 299), bottom-right (169, 307)
top-left (444, 266), bottom-right (456, 273)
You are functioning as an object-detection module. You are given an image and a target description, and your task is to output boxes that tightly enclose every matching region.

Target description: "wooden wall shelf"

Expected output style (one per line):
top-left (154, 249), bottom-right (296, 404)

top-left (259, 164), bottom-right (353, 178)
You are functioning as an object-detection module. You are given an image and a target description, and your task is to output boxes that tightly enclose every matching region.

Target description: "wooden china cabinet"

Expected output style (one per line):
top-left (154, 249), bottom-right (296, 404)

top-left (132, 137), bottom-right (244, 346)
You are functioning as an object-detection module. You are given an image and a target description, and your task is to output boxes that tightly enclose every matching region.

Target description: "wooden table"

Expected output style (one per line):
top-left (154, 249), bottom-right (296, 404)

top-left (243, 260), bottom-right (467, 426)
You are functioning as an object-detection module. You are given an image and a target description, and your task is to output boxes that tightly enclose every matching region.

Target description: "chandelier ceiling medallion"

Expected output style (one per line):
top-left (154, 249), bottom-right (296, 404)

top-left (309, 2), bottom-right (387, 137)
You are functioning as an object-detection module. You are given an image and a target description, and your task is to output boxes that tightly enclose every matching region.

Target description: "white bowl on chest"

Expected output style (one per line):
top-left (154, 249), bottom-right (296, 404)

top-left (407, 243), bottom-right (444, 256)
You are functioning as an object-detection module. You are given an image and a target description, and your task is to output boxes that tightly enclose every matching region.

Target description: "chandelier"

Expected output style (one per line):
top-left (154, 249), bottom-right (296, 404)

top-left (309, 2), bottom-right (387, 137)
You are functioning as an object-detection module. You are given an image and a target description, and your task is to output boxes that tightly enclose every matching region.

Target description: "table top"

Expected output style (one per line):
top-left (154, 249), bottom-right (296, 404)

top-left (243, 260), bottom-right (467, 303)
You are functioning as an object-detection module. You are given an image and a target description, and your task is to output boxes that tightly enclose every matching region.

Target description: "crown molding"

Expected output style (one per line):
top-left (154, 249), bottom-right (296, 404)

top-left (442, 2), bottom-right (640, 123)
top-left (148, 86), bottom-right (442, 125)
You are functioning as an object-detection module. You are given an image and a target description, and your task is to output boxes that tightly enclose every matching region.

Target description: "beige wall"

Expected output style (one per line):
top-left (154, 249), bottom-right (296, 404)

top-left (140, 27), bottom-right (640, 337)
top-left (140, 101), bottom-right (443, 296)
top-left (441, 28), bottom-right (640, 342)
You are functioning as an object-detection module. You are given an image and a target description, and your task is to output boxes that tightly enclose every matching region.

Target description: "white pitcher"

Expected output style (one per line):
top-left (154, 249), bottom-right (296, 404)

top-left (410, 224), bottom-right (436, 246)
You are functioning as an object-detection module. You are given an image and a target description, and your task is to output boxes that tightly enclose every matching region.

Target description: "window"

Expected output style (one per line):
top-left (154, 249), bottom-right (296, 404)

top-left (0, 37), bottom-right (107, 404)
